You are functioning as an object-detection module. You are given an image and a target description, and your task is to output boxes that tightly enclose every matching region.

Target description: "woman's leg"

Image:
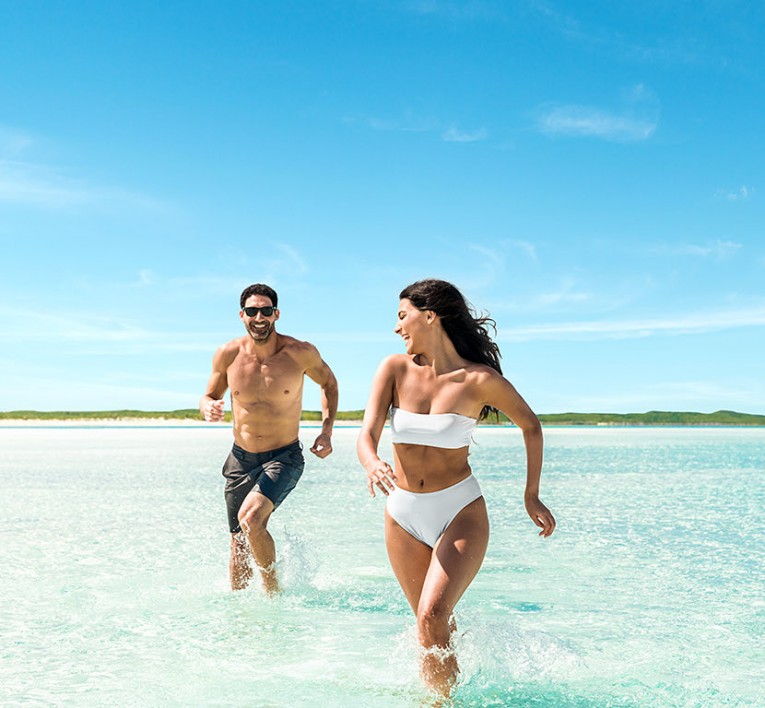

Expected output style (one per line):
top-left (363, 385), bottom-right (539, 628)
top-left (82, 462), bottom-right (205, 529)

top-left (417, 497), bottom-right (489, 696)
top-left (385, 509), bottom-right (433, 613)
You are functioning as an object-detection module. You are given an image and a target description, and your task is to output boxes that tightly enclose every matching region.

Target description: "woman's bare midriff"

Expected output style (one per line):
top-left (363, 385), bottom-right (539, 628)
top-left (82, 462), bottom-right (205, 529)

top-left (391, 444), bottom-right (473, 492)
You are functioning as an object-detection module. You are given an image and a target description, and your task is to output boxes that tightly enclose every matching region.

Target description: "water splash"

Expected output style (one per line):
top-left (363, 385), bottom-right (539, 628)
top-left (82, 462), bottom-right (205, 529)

top-left (276, 524), bottom-right (321, 591)
top-left (385, 611), bottom-right (584, 704)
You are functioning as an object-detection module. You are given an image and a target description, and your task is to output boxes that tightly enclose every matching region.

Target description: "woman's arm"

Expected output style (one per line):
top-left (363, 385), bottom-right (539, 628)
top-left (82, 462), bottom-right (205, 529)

top-left (483, 370), bottom-right (556, 537)
top-left (356, 356), bottom-right (398, 497)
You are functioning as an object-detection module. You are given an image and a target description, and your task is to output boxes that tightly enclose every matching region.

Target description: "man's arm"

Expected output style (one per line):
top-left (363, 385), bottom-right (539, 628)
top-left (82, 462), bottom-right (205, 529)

top-left (304, 345), bottom-right (338, 458)
top-left (199, 344), bottom-right (231, 422)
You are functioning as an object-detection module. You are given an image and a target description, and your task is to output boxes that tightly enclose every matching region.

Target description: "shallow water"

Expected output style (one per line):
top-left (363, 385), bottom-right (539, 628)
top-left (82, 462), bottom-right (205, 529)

top-left (1, 425), bottom-right (763, 706)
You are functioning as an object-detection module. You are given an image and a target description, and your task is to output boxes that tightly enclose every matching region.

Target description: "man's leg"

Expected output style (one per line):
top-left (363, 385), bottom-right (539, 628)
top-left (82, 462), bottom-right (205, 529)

top-left (229, 532), bottom-right (253, 591)
top-left (237, 491), bottom-right (279, 594)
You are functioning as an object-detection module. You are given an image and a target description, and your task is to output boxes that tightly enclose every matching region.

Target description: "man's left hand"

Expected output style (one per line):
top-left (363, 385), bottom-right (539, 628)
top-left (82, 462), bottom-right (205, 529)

top-left (309, 433), bottom-right (333, 458)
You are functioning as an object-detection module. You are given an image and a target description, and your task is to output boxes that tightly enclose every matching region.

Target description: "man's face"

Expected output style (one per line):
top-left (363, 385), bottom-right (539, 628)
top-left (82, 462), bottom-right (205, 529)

top-left (240, 295), bottom-right (279, 343)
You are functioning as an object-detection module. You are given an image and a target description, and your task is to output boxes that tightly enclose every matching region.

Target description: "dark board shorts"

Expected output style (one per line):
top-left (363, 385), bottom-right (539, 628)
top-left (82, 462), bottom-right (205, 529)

top-left (222, 440), bottom-right (305, 533)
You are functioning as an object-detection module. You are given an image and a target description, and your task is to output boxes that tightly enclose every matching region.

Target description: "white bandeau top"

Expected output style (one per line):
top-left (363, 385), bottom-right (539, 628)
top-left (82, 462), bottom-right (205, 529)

top-left (389, 407), bottom-right (477, 449)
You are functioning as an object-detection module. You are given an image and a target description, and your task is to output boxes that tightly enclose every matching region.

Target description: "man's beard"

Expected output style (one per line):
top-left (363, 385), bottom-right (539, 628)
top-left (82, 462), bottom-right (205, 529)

top-left (248, 323), bottom-right (274, 343)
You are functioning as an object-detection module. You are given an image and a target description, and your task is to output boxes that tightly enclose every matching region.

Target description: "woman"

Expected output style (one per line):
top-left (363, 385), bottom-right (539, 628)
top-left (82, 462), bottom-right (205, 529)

top-left (356, 279), bottom-right (556, 697)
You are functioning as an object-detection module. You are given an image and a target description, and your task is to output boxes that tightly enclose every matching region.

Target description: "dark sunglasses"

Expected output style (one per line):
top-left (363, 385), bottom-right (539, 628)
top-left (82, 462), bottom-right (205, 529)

top-left (243, 306), bottom-right (276, 317)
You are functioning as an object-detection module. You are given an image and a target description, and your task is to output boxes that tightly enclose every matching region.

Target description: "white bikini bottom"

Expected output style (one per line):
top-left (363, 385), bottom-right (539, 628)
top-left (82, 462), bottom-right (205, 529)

top-left (385, 474), bottom-right (483, 548)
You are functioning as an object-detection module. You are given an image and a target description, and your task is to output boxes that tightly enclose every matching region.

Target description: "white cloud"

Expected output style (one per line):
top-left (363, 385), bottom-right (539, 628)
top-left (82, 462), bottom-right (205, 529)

top-left (441, 126), bottom-right (488, 142)
top-left (655, 239), bottom-right (742, 259)
top-left (536, 290), bottom-right (591, 306)
top-left (0, 125), bottom-right (34, 155)
top-left (344, 113), bottom-right (486, 144)
top-left (508, 240), bottom-right (538, 261)
top-left (133, 269), bottom-right (155, 287)
top-left (536, 84), bottom-right (660, 142)
top-left (0, 304), bottom-right (152, 343)
top-left (497, 306), bottom-right (765, 342)
top-left (0, 373), bottom-right (200, 411)
top-left (276, 243), bottom-right (310, 275)
top-left (0, 303), bottom-right (220, 352)
top-left (715, 185), bottom-right (754, 201)
top-left (0, 125), bottom-right (166, 211)
top-left (537, 106), bottom-right (657, 142)
top-left (0, 160), bottom-right (94, 207)
top-left (342, 113), bottom-right (435, 133)
top-left (0, 159), bottom-right (164, 210)
top-left (403, 0), bottom-right (498, 20)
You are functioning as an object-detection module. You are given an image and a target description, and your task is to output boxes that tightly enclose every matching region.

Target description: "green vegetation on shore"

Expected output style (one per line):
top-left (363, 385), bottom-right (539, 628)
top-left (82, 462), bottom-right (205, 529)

top-left (1, 409), bottom-right (764, 426)
top-left (535, 410), bottom-right (765, 426)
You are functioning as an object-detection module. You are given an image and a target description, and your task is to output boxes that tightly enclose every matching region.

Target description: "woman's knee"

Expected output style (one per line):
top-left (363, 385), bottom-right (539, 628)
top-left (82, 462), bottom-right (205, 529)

top-left (416, 601), bottom-right (453, 642)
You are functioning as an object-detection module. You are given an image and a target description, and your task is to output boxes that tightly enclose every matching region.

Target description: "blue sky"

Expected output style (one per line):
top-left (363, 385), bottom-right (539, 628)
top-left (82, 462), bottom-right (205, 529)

top-left (1, 1), bottom-right (763, 414)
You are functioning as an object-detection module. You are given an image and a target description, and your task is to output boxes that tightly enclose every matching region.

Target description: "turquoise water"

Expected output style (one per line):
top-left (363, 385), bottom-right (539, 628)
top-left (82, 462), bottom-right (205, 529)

top-left (1, 425), bottom-right (763, 707)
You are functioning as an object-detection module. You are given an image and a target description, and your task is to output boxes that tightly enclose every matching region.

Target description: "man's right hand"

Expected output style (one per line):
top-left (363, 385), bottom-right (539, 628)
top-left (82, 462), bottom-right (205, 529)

top-left (201, 398), bottom-right (225, 422)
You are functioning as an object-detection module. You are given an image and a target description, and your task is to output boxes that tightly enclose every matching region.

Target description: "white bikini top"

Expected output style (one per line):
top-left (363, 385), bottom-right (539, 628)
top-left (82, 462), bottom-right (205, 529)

top-left (389, 407), bottom-right (477, 449)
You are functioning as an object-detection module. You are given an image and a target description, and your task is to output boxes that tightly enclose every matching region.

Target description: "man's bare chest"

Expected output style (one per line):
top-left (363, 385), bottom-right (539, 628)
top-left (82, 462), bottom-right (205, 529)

top-left (227, 356), bottom-right (305, 403)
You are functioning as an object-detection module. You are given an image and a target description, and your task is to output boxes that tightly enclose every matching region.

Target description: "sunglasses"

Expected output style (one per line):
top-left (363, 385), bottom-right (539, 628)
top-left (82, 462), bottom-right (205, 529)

top-left (243, 306), bottom-right (276, 317)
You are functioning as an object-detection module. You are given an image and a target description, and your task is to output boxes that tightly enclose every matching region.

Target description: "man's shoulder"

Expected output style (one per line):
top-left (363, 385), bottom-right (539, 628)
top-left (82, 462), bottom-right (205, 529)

top-left (277, 333), bottom-right (314, 350)
top-left (277, 334), bottom-right (321, 360)
top-left (215, 337), bottom-right (248, 359)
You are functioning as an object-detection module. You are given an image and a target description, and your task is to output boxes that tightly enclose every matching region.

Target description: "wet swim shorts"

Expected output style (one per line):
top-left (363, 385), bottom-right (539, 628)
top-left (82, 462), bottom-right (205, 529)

top-left (222, 440), bottom-right (305, 533)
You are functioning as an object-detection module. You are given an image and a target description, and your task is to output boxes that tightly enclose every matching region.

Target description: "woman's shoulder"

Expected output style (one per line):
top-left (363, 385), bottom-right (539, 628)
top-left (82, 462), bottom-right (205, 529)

top-left (371, 353), bottom-right (411, 380)
top-left (463, 361), bottom-right (507, 386)
top-left (379, 353), bottom-right (411, 369)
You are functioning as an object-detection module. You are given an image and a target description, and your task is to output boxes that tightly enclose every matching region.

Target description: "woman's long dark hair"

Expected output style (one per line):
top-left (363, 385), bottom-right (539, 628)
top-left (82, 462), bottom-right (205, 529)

top-left (400, 279), bottom-right (502, 421)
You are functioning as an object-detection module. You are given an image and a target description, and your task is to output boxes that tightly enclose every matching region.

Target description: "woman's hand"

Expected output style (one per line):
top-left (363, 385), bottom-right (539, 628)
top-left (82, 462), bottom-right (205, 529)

top-left (524, 494), bottom-right (556, 538)
top-left (365, 459), bottom-right (397, 497)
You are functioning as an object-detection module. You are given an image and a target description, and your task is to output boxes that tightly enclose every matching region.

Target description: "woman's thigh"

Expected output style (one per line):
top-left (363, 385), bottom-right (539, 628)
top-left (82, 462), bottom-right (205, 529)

top-left (385, 510), bottom-right (434, 613)
top-left (419, 496), bottom-right (489, 617)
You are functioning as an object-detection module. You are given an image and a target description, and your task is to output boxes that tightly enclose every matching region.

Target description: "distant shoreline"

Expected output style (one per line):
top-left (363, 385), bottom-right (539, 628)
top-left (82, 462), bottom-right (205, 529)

top-left (1, 409), bottom-right (764, 426)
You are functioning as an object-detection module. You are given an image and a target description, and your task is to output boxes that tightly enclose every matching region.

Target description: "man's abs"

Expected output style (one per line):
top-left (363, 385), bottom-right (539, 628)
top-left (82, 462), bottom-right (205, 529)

top-left (231, 398), bottom-right (303, 453)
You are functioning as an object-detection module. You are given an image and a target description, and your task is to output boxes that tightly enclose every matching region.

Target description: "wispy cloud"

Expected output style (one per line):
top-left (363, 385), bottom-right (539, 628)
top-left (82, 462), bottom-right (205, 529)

top-left (341, 113), bottom-right (435, 133)
top-left (402, 0), bottom-right (500, 20)
top-left (498, 306), bottom-right (765, 342)
top-left (537, 107), bottom-right (656, 141)
top-left (0, 124), bottom-right (166, 211)
top-left (536, 289), bottom-right (591, 306)
top-left (528, 2), bottom-right (721, 69)
top-left (715, 185), bottom-right (754, 201)
top-left (654, 239), bottom-right (742, 259)
top-left (507, 240), bottom-right (538, 261)
top-left (0, 371), bottom-right (201, 411)
top-left (0, 160), bottom-right (95, 207)
top-left (0, 124), bottom-right (34, 155)
top-left (344, 113), bottom-right (486, 144)
top-left (131, 269), bottom-right (155, 287)
top-left (536, 84), bottom-right (659, 142)
top-left (0, 304), bottom-right (154, 343)
top-left (0, 159), bottom-right (164, 210)
top-left (464, 243), bottom-right (506, 285)
top-left (124, 244), bottom-right (310, 296)
top-left (441, 126), bottom-right (488, 142)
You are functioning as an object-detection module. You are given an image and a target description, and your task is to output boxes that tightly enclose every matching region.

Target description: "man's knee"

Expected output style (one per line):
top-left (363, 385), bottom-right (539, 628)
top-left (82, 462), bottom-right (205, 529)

top-left (238, 498), bottom-right (272, 534)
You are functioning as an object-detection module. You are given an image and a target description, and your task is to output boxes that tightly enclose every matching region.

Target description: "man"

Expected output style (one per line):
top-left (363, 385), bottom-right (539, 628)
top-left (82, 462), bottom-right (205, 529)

top-left (200, 283), bottom-right (338, 593)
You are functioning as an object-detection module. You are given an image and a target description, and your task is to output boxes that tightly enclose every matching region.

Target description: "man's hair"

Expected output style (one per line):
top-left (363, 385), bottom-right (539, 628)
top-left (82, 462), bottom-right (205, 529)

top-left (240, 283), bottom-right (278, 309)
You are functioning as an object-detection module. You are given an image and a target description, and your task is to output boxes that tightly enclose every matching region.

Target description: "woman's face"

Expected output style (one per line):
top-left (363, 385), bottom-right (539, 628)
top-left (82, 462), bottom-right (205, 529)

top-left (394, 298), bottom-right (431, 353)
